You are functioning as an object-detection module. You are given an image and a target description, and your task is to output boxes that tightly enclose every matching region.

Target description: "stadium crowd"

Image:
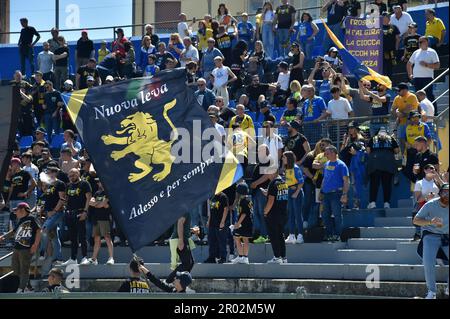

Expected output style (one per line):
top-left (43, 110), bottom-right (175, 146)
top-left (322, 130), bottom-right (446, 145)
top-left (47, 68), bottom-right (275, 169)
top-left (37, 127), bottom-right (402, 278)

top-left (0, 0), bottom-right (448, 297)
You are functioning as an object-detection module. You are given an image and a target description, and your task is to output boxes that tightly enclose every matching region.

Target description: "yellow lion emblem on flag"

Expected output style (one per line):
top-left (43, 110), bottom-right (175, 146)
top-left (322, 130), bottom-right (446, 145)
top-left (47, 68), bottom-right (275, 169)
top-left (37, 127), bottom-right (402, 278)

top-left (101, 99), bottom-right (178, 183)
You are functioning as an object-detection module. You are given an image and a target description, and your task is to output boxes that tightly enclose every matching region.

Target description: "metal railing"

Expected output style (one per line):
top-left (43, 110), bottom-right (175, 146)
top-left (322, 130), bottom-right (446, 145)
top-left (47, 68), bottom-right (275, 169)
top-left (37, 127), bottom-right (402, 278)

top-left (422, 68), bottom-right (449, 93)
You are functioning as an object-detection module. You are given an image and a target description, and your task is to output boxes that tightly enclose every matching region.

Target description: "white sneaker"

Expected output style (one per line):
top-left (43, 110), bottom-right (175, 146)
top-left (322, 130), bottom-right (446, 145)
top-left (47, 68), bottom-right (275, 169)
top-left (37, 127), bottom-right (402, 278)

top-left (285, 234), bottom-right (296, 244)
top-left (425, 291), bottom-right (436, 299)
top-left (267, 257), bottom-right (283, 264)
top-left (282, 258), bottom-right (288, 264)
top-left (384, 202), bottom-right (390, 209)
top-left (16, 288), bottom-right (23, 293)
top-left (367, 202), bottom-right (376, 209)
top-left (23, 287), bottom-right (33, 294)
top-left (79, 257), bottom-right (92, 265)
top-left (61, 258), bottom-right (77, 266)
top-left (38, 255), bottom-right (46, 262)
top-left (296, 234), bottom-right (304, 244)
top-left (231, 256), bottom-right (242, 264)
top-left (185, 287), bottom-right (196, 294)
top-left (228, 254), bottom-right (235, 262)
top-left (445, 287), bottom-right (449, 296)
top-left (239, 257), bottom-right (249, 264)
top-left (106, 257), bottom-right (115, 265)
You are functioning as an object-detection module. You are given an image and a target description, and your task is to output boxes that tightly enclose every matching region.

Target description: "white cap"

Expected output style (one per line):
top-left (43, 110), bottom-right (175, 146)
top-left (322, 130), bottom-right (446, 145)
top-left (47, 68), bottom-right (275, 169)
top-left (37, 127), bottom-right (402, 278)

top-left (64, 79), bottom-right (73, 86)
top-left (86, 75), bottom-right (95, 82)
top-left (105, 75), bottom-right (114, 82)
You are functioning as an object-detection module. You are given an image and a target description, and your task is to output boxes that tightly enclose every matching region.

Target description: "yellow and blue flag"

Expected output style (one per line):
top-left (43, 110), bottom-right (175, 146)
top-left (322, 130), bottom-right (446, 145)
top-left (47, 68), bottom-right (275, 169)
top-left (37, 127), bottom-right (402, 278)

top-left (61, 68), bottom-right (243, 251)
top-left (321, 19), bottom-right (392, 89)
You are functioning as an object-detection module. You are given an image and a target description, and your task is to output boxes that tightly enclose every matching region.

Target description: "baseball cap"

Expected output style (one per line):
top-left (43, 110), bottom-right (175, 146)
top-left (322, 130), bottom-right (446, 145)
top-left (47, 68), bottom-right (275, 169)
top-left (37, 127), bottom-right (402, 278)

top-left (414, 136), bottom-right (427, 143)
top-left (329, 47), bottom-right (338, 52)
top-left (440, 183), bottom-right (449, 191)
top-left (396, 82), bottom-right (409, 91)
top-left (408, 111), bottom-right (421, 119)
top-left (263, 120), bottom-right (274, 127)
top-left (408, 22), bottom-right (418, 28)
top-left (236, 182), bottom-right (249, 195)
top-left (348, 121), bottom-right (360, 130)
top-left (176, 271), bottom-right (192, 290)
top-left (288, 120), bottom-right (302, 132)
top-left (10, 157), bottom-right (21, 165)
top-left (36, 127), bottom-right (46, 134)
top-left (13, 202), bottom-right (31, 212)
top-left (86, 75), bottom-right (95, 82)
top-left (64, 79), bottom-right (73, 87)
top-left (105, 75), bottom-right (114, 82)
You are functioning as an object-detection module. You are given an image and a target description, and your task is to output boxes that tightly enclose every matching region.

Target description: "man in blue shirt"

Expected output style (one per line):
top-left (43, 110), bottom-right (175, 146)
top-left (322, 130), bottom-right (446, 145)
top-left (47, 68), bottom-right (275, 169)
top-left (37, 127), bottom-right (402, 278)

top-left (237, 13), bottom-right (255, 49)
top-left (307, 60), bottom-right (336, 104)
top-left (43, 80), bottom-right (63, 141)
top-left (200, 38), bottom-right (224, 86)
top-left (321, 145), bottom-right (349, 241)
top-left (194, 78), bottom-right (216, 111)
top-left (413, 183), bottom-right (449, 299)
top-left (301, 85), bottom-right (327, 145)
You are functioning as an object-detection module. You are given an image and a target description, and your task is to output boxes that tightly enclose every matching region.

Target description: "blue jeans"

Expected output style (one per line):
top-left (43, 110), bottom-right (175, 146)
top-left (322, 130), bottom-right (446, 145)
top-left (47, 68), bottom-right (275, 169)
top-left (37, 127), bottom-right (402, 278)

top-left (287, 188), bottom-right (304, 235)
top-left (323, 23), bottom-right (343, 53)
top-left (19, 46), bottom-right (35, 76)
top-left (322, 191), bottom-right (343, 237)
top-left (422, 234), bottom-right (449, 293)
top-left (262, 23), bottom-right (274, 59)
top-left (277, 28), bottom-right (290, 58)
top-left (252, 189), bottom-right (267, 236)
top-left (40, 211), bottom-right (64, 260)
top-left (300, 38), bottom-right (314, 59)
top-left (208, 227), bottom-right (227, 260)
top-left (43, 113), bottom-right (61, 139)
top-left (350, 171), bottom-right (365, 205)
top-left (303, 181), bottom-right (318, 228)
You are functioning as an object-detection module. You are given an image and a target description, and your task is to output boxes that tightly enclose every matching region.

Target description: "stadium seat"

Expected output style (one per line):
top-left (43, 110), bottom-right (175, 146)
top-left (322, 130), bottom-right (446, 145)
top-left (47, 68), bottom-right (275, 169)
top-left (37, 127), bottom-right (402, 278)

top-left (228, 100), bottom-right (236, 108)
top-left (19, 136), bottom-right (33, 151)
top-left (50, 133), bottom-right (65, 150)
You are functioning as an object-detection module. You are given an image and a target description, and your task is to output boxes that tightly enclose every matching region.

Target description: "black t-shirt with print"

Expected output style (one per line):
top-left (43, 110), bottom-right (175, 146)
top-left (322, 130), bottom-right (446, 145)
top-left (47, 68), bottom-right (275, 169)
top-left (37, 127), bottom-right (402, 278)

top-left (383, 24), bottom-right (400, 52)
top-left (346, 0), bottom-right (361, 17)
top-left (76, 65), bottom-right (100, 89)
top-left (251, 162), bottom-right (271, 195)
top-left (44, 179), bottom-right (66, 211)
top-left (284, 133), bottom-right (308, 163)
top-left (66, 180), bottom-right (92, 211)
top-left (237, 197), bottom-right (253, 231)
top-left (275, 4), bottom-right (296, 29)
top-left (209, 192), bottom-right (228, 228)
top-left (246, 84), bottom-right (270, 101)
top-left (403, 34), bottom-right (420, 60)
top-left (415, 149), bottom-right (439, 180)
top-left (118, 277), bottom-right (150, 293)
top-left (54, 46), bottom-right (69, 67)
top-left (91, 190), bottom-right (112, 221)
top-left (327, 1), bottom-right (349, 26)
top-left (13, 215), bottom-right (41, 250)
top-left (267, 177), bottom-right (289, 219)
top-left (283, 108), bottom-right (300, 123)
top-left (216, 33), bottom-right (235, 66)
top-left (81, 170), bottom-right (98, 194)
top-left (10, 170), bottom-right (32, 201)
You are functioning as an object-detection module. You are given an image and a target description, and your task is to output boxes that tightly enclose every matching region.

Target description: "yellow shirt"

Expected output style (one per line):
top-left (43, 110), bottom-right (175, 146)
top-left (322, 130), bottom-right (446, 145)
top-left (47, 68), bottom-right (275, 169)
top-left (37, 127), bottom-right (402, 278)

top-left (197, 28), bottom-right (213, 52)
top-left (425, 17), bottom-right (446, 41)
top-left (229, 114), bottom-right (255, 136)
top-left (228, 130), bottom-right (251, 158)
top-left (313, 152), bottom-right (329, 185)
top-left (405, 123), bottom-right (429, 146)
top-left (98, 48), bottom-right (110, 63)
top-left (255, 14), bottom-right (263, 34)
top-left (392, 92), bottom-right (419, 125)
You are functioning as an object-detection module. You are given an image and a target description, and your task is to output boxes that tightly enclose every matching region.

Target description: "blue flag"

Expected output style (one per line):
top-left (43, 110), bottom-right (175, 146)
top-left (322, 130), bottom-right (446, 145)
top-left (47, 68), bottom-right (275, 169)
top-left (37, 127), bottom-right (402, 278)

top-left (62, 68), bottom-right (243, 251)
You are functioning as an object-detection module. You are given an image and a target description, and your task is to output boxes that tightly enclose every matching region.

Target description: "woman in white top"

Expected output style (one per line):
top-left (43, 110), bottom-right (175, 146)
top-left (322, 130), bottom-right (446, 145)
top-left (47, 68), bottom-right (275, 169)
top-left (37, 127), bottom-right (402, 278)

top-left (261, 1), bottom-right (275, 59)
top-left (413, 164), bottom-right (440, 240)
top-left (211, 56), bottom-right (237, 108)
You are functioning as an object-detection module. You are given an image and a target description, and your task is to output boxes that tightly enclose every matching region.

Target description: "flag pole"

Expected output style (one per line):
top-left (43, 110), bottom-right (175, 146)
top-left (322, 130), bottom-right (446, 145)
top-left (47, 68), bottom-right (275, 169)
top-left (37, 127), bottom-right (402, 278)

top-left (133, 253), bottom-right (154, 292)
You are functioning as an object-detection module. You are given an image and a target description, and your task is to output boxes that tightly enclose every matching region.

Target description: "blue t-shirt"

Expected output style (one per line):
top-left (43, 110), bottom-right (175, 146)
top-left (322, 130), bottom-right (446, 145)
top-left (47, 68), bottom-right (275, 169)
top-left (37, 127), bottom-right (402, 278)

top-left (302, 96), bottom-right (327, 122)
top-left (297, 22), bottom-right (314, 41)
top-left (321, 159), bottom-right (349, 193)
top-left (44, 90), bottom-right (63, 114)
top-left (416, 198), bottom-right (449, 235)
top-left (237, 22), bottom-right (254, 42)
top-left (144, 64), bottom-right (158, 76)
top-left (316, 80), bottom-right (332, 104)
top-left (201, 47), bottom-right (224, 73)
top-left (168, 43), bottom-right (184, 61)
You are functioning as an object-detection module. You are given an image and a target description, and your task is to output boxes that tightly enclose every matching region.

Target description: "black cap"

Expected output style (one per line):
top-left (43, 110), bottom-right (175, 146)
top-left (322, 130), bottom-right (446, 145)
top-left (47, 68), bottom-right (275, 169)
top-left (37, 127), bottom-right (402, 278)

top-left (288, 120), bottom-right (302, 132)
top-left (236, 182), bottom-right (249, 195)
top-left (396, 82), bottom-right (409, 91)
top-left (115, 28), bottom-right (124, 34)
top-left (348, 121), bottom-right (360, 130)
top-left (408, 22), bottom-right (418, 28)
top-left (408, 111), bottom-right (421, 119)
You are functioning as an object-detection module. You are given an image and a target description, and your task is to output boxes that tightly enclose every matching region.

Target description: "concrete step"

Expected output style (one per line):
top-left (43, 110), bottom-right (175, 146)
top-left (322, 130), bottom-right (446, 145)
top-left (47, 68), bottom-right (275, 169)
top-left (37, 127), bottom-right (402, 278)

top-left (30, 278), bottom-right (449, 298)
top-left (374, 217), bottom-right (413, 227)
top-left (49, 262), bottom-right (448, 282)
top-left (359, 227), bottom-right (415, 239)
top-left (347, 238), bottom-right (411, 250)
top-left (385, 207), bottom-right (413, 217)
top-left (397, 199), bottom-right (413, 208)
top-left (336, 249), bottom-right (398, 264)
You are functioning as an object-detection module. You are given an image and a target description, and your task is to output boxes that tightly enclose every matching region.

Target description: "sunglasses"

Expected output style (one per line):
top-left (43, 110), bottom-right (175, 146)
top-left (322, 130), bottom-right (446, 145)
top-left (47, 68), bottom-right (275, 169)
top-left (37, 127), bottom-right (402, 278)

top-left (216, 100), bottom-right (224, 103)
top-left (198, 83), bottom-right (205, 86)
top-left (425, 167), bottom-right (436, 171)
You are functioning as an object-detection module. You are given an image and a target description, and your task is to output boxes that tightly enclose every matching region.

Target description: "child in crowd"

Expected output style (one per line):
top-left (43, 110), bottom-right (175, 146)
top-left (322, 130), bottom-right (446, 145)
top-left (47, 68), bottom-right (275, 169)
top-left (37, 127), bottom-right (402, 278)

top-left (144, 54), bottom-right (159, 77)
top-left (231, 182), bottom-right (253, 264)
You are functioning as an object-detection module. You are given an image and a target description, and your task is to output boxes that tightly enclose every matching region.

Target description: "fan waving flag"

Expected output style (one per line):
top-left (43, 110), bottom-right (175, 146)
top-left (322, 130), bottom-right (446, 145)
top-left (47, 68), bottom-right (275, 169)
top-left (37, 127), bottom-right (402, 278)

top-left (61, 68), bottom-right (243, 252)
top-left (321, 18), bottom-right (392, 89)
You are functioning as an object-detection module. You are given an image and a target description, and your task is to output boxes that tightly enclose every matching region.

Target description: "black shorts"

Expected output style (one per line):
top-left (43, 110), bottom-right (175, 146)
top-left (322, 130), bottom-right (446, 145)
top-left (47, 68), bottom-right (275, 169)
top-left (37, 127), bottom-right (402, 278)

top-left (233, 226), bottom-right (252, 238)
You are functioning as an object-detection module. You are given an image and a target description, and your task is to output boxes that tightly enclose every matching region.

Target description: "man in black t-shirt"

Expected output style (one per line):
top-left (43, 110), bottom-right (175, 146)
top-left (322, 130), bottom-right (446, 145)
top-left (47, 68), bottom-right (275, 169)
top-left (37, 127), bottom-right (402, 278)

top-left (322, 0), bottom-right (348, 52)
top-left (18, 18), bottom-right (40, 75)
top-left (0, 202), bottom-right (41, 293)
top-left (76, 58), bottom-right (101, 89)
top-left (205, 192), bottom-right (229, 263)
top-left (86, 179), bottom-right (114, 265)
top-left (245, 75), bottom-right (274, 103)
top-left (39, 166), bottom-right (66, 262)
top-left (42, 268), bottom-right (70, 293)
top-left (53, 36), bottom-right (70, 90)
top-left (7, 157), bottom-right (36, 220)
top-left (274, 0), bottom-right (296, 58)
top-left (283, 121), bottom-right (310, 164)
top-left (262, 169), bottom-right (289, 264)
top-left (412, 136), bottom-right (439, 182)
top-left (75, 30), bottom-right (94, 70)
top-left (401, 23), bottom-right (421, 62)
top-left (62, 168), bottom-right (92, 266)
top-left (382, 13), bottom-right (400, 78)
